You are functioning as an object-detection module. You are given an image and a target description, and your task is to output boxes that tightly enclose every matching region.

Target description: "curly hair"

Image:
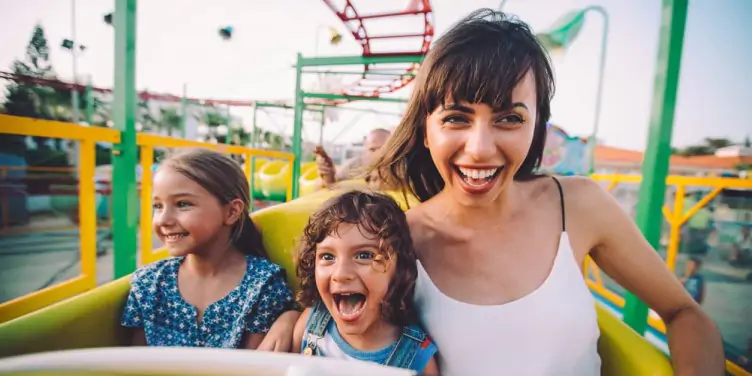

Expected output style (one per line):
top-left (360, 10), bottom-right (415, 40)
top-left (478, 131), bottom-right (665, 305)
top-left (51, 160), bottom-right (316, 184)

top-left (296, 190), bottom-right (418, 326)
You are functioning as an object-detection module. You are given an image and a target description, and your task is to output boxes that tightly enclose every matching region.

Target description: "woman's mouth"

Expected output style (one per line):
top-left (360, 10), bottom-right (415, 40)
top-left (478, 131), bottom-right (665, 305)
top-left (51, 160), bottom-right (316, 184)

top-left (332, 292), bottom-right (367, 322)
top-left (453, 165), bottom-right (504, 194)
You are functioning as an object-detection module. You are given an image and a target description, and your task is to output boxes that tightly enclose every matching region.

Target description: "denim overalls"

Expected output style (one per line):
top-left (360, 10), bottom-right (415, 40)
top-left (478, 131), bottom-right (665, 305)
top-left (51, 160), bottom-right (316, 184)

top-left (301, 301), bottom-right (435, 372)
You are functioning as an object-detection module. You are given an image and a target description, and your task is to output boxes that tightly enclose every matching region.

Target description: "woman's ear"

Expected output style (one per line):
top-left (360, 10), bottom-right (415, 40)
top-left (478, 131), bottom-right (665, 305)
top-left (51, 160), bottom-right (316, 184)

top-left (423, 118), bottom-right (430, 149)
top-left (225, 199), bottom-right (245, 226)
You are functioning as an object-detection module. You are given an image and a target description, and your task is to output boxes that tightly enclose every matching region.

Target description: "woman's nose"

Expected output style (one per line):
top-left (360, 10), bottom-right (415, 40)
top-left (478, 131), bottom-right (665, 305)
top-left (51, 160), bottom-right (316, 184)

top-left (464, 122), bottom-right (495, 161)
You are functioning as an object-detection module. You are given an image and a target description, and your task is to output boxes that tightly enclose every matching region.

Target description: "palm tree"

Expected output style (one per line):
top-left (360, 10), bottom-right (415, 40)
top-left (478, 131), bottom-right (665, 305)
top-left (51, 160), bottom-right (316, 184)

top-left (157, 107), bottom-right (182, 137)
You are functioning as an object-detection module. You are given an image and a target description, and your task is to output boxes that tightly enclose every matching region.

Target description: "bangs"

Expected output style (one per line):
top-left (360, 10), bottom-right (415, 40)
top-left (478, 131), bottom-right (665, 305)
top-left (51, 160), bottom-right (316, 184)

top-left (422, 38), bottom-right (535, 112)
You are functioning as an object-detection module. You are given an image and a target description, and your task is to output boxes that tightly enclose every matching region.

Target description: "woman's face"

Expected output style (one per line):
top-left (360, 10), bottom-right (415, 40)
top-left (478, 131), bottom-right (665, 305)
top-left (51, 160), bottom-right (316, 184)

top-left (424, 70), bottom-right (538, 206)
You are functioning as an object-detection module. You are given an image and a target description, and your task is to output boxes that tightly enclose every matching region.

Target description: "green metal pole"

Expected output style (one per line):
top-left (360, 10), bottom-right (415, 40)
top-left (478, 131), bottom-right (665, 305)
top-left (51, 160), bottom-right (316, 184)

top-left (112, 0), bottom-right (139, 278)
top-left (180, 83), bottom-right (187, 138)
top-left (291, 53), bottom-right (304, 199)
top-left (622, 0), bottom-right (688, 334)
top-left (85, 78), bottom-right (93, 125)
top-left (251, 105), bottom-right (258, 148)
top-left (249, 156), bottom-right (256, 212)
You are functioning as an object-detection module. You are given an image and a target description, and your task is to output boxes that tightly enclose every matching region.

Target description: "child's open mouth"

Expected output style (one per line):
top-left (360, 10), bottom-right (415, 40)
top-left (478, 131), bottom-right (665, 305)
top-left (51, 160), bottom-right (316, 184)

top-left (332, 292), bottom-right (366, 322)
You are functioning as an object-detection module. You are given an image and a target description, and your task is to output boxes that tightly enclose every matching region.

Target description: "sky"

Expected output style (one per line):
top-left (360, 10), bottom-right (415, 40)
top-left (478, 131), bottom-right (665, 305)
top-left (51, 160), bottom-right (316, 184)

top-left (0, 0), bottom-right (750, 150)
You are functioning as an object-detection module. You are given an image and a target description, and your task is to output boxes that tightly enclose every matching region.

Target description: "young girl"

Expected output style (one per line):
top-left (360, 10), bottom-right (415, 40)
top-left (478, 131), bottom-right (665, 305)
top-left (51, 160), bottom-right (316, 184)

top-left (292, 190), bottom-right (439, 375)
top-left (121, 148), bottom-right (294, 348)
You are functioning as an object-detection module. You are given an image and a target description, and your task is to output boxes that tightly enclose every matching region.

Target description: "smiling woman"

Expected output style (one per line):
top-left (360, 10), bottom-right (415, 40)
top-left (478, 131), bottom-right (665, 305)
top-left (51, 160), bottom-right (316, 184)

top-left (360, 8), bottom-right (724, 376)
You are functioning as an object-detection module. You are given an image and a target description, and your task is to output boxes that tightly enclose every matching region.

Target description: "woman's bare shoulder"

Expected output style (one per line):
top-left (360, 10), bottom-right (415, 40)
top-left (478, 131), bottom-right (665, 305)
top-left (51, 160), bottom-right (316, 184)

top-left (553, 175), bottom-right (617, 213)
top-left (406, 206), bottom-right (433, 257)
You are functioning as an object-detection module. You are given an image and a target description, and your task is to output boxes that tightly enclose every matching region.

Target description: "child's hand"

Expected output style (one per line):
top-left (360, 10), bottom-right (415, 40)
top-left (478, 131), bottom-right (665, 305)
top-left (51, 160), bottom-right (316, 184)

top-left (256, 310), bottom-right (301, 352)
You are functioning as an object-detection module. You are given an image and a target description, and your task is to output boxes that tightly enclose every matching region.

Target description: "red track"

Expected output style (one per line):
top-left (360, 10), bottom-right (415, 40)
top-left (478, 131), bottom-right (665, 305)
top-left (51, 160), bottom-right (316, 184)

top-left (0, 71), bottom-right (260, 107)
top-left (1, 2), bottom-right (434, 108)
top-left (321, 0), bottom-right (434, 98)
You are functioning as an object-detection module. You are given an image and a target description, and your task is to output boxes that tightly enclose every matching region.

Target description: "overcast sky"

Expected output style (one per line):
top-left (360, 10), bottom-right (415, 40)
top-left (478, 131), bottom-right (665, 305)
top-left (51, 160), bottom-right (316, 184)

top-left (0, 0), bottom-right (749, 150)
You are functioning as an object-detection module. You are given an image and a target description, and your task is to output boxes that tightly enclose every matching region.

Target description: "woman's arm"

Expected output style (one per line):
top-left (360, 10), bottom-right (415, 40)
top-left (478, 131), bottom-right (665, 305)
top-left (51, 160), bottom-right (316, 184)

top-left (243, 333), bottom-right (266, 350)
top-left (256, 310), bottom-right (301, 352)
top-left (291, 308), bottom-right (312, 354)
top-left (422, 357), bottom-right (440, 376)
top-left (131, 328), bottom-right (147, 346)
top-left (567, 177), bottom-right (724, 375)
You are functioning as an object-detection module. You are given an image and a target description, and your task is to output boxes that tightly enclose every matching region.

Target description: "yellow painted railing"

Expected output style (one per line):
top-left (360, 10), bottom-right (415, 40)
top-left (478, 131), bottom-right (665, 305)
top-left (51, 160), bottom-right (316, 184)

top-left (135, 133), bottom-right (295, 265)
top-left (589, 174), bottom-right (752, 376)
top-left (0, 114), bottom-right (295, 323)
top-left (0, 115), bottom-right (120, 323)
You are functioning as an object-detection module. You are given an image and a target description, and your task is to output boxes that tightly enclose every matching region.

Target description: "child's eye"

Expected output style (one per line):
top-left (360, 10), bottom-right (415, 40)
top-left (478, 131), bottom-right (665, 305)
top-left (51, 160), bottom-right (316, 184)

top-left (319, 253), bottom-right (334, 261)
top-left (176, 201), bottom-right (192, 208)
top-left (355, 251), bottom-right (374, 260)
top-left (152, 203), bottom-right (163, 210)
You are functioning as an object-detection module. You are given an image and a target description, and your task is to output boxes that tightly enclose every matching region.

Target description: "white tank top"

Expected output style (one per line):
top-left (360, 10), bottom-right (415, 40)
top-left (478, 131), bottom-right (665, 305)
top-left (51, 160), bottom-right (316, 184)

top-left (414, 231), bottom-right (602, 375)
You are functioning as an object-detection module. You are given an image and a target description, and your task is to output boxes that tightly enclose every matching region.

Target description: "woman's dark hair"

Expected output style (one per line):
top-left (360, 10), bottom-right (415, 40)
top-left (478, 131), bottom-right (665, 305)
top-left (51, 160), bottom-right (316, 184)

top-left (160, 148), bottom-right (268, 258)
top-left (368, 9), bottom-right (555, 202)
top-left (296, 190), bottom-right (417, 326)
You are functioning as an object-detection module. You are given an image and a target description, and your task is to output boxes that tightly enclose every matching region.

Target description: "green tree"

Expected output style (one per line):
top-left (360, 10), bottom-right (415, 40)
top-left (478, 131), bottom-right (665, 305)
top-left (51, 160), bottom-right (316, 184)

top-left (675, 137), bottom-right (734, 156)
top-left (157, 107), bottom-right (182, 137)
top-left (1, 24), bottom-right (57, 158)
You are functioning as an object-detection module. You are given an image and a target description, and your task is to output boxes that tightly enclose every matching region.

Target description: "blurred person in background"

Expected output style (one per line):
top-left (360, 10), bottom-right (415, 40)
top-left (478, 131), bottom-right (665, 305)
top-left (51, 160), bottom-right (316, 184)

top-left (315, 128), bottom-right (391, 190)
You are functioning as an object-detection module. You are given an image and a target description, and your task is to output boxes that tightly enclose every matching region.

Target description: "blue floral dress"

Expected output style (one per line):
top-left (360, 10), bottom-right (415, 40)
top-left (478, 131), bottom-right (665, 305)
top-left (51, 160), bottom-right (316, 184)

top-left (121, 255), bottom-right (293, 348)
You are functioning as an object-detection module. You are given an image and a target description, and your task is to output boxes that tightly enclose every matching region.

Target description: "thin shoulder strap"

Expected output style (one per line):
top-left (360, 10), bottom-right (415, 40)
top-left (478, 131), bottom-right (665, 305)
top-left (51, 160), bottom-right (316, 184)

top-left (551, 176), bottom-right (566, 232)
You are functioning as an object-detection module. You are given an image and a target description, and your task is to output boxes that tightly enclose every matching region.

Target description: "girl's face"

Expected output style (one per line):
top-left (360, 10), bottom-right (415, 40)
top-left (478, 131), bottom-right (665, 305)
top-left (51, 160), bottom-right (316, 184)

top-left (152, 166), bottom-right (238, 257)
top-left (314, 223), bottom-right (396, 337)
top-left (424, 71), bottom-right (538, 206)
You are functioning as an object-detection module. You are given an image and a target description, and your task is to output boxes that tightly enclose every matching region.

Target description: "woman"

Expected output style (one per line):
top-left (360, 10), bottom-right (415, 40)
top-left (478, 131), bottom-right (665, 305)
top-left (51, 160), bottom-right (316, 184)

top-left (261, 9), bottom-right (723, 375)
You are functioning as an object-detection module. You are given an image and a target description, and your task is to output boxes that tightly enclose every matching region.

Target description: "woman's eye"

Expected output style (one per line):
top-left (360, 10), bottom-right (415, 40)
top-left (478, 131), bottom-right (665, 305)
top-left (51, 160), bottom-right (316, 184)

top-left (441, 115), bottom-right (469, 125)
top-left (176, 201), bottom-right (192, 208)
top-left (152, 203), bottom-right (163, 210)
top-left (497, 114), bottom-right (524, 124)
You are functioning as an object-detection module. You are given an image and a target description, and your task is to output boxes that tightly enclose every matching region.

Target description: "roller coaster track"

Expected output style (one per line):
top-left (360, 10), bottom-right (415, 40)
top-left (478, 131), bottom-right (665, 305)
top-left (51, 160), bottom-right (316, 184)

top-left (1, 1), bottom-right (435, 109)
top-left (320, 0), bottom-right (434, 98)
top-left (0, 71), bottom-right (260, 107)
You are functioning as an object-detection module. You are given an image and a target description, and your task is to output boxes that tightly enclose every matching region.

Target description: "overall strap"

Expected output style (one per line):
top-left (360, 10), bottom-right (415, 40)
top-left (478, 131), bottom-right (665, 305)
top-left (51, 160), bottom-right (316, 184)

top-left (551, 176), bottom-right (566, 232)
top-left (384, 324), bottom-right (426, 369)
top-left (302, 301), bottom-right (332, 356)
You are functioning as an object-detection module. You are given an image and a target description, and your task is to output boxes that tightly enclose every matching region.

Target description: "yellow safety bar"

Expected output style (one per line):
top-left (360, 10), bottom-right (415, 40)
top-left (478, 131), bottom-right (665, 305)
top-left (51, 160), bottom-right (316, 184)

top-left (0, 115), bottom-right (120, 323)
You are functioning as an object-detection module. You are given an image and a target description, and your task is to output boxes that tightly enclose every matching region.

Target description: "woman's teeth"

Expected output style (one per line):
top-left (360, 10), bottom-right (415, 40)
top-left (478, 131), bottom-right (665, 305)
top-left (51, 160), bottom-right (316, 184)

top-left (457, 167), bottom-right (501, 183)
